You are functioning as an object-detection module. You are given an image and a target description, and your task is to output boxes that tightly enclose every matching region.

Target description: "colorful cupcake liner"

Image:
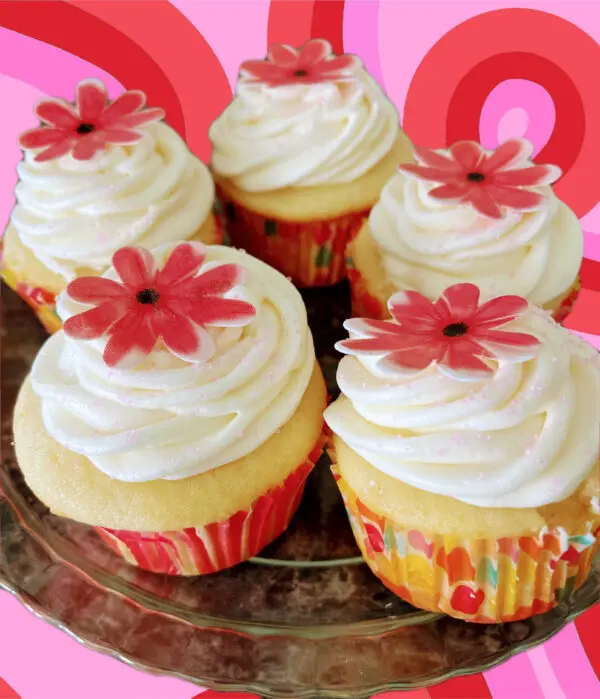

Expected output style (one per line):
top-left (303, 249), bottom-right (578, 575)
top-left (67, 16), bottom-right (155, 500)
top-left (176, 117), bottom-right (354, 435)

top-left (0, 214), bottom-right (225, 335)
top-left (217, 187), bottom-right (369, 287)
top-left (332, 464), bottom-right (600, 623)
top-left (346, 255), bottom-right (582, 325)
top-left (96, 432), bottom-right (327, 576)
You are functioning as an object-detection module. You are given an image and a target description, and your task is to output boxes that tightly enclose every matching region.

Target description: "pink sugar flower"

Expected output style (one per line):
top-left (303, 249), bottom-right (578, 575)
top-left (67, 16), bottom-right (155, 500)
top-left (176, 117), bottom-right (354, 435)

top-left (398, 139), bottom-right (561, 219)
top-left (240, 39), bottom-right (360, 88)
top-left (19, 80), bottom-right (165, 162)
top-left (336, 283), bottom-right (540, 381)
top-left (64, 243), bottom-right (256, 368)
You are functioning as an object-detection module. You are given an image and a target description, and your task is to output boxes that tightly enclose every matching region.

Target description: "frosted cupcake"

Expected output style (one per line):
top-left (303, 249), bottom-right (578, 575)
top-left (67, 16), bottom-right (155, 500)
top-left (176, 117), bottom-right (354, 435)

top-left (347, 139), bottom-right (582, 323)
top-left (326, 283), bottom-right (599, 622)
top-left (14, 242), bottom-right (327, 575)
top-left (2, 80), bottom-right (222, 333)
top-left (210, 39), bottom-right (413, 287)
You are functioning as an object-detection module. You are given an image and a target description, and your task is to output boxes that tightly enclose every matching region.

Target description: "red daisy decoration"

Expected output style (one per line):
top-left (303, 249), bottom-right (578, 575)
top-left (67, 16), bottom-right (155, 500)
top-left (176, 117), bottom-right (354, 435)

top-left (19, 79), bottom-right (165, 163)
top-left (239, 39), bottom-right (360, 88)
top-left (336, 283), bottom-right (540, 381)
top-left (63, 243), bottom-right (256, 368)
top-left (398, 139), bottom-right (561, 219)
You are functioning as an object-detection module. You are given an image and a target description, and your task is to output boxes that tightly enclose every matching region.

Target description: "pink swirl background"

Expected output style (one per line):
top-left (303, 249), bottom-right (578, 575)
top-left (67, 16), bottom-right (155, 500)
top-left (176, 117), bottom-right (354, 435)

top-left (0, 1), bottom-right (598, 698)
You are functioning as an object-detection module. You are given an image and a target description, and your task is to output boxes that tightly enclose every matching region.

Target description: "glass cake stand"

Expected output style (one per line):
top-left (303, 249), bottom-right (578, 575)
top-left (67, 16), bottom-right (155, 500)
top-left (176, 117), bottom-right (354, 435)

top-left (1, 285), bottom-right (598, 699)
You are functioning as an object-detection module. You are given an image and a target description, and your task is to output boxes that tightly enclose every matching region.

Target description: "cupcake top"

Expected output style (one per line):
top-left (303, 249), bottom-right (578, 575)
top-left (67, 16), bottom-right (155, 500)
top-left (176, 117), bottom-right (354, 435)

top-left (209, 39), bottom-right (400, 192)
top-left (325, 283), bottom-right (599, 509)
top-left (13, 80), bottom-right (214, 280)
top-left (368, 139), bottom-right (582, 305)
top-left (30, 242), bottom-right (315, 482)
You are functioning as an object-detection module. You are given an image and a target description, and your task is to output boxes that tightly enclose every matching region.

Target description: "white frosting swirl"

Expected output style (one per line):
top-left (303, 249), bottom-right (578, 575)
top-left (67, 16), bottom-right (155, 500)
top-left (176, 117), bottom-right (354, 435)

top-left (12, 123), bottom-right (214, 280)
top-left (369, 172), bottom-right (582, 304)
top-left (209, 70), bottom-right (399, 191)
top-left (30, 245), bottom-right (315, 482)
top-left (325, 311), bottom-right (599, 508)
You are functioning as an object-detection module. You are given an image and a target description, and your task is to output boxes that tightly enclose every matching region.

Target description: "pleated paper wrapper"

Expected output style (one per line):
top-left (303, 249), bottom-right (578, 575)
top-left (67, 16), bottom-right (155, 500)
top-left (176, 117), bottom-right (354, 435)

top-left (217, 187), bottom-right (368, 288)
top-left (333, 464), bottom-right (600, 623)
top-left (97, 434), bottom-right (327, 576)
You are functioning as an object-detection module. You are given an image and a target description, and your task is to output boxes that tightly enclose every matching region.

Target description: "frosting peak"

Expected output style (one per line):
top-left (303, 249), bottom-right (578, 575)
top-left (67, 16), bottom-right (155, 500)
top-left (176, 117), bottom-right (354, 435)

top-left (31, 245), bottom-right (315, 482)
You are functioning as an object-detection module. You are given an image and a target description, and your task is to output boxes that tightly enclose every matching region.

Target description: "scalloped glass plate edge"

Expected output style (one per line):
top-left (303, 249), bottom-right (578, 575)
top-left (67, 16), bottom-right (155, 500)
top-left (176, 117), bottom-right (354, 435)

top-left (1, 572), bottom-right (598, 699)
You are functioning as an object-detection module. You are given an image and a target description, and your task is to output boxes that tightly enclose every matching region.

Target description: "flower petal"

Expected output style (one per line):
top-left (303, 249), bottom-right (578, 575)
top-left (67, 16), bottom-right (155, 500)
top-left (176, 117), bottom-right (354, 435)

top-left (476, 329), bottom-right (540, 361)
top-left (19, 128), bottom-right (66, 149)
top-left (343, 318), bottom-right (402, 337)
top-left (398, 163), bottom-right (458, 185)
top-left (240, 60), bottom-right (289, 82)
top-left (72, 137), bottom-right (107, 161)
top-left (492, 165), bottom-right (561, 187)
top-left (449, 141), bottom-right (484, 170)
top-left (103, 311), bottom-right (157, 368)
top-left (117, 108), bottom-right (165, 129)
top-left (33, 140), bottom-right (75, 162)
top-left (63, 298), bottom-right (131, 340)
top-left (67, 277), bottom-right (127, 304)
top-left (473, 295), bottom-right (529, 327)
top-left (464, 188), bottom-right (504, 219)
top-left (435, 283), bottom-right (481, 322)
top-left (76, 79), bottom-right (108, 122)
top-left (428, 183), bottom-right (470, 201)
top-left (101, 128), bottom-right (144, 145)
top-left (35, 99), bottom-right (79, 129)
top-left (337, 332), bottom-right (425, 356)
top-left (155, 242), bottom-right (206, 289)
top-left (483, 184), bottom-right (544, 211)
top-left (482, 138), bottom-right (533, 173)
top-left (152, 310), bottom-right (216, 363)
top-left (267, 44), bottom-right (298, 66)
top-left (320, 54), bottom-right (361, 74)
top-left (112, 246), bottom-right (155, 290)
top-left (388, 289), bottom-right (443, 330)
top-left (186, 298), bottom-right (256, 327)
top-left (186, 263), bottom-right (246, 296)
top-left (439, 338), bottom-right (494, 381)
top-left (299, 39), bottom-right (331, 65)
top-left (414, 146), bottom-right (463, 172)
top-left (377, 341), bottom-right (444, 374)
top-left (98, 90), bottom-right (145, 125)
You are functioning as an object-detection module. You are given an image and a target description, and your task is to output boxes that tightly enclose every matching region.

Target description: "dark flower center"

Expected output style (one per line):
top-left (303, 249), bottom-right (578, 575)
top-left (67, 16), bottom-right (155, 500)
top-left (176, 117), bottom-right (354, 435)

top-left (76, 123), bottom-right (95, 135)
top-left (466, 171), bottom-right (485, 183)
top-left (443, 322), bottom-right (469, 337)
top-left (136, 288), bottom-right (160, 305)
top-left (293, 69), bottom-right (309, 77)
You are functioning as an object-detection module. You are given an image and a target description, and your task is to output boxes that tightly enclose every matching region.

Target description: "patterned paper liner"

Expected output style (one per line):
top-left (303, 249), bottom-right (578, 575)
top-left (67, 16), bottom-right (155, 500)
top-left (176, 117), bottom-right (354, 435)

top-left (96, 432), bottom-right (327, 576)
top-left (332, 464), bottom-right (600, 623)
top-left (217, 186), bottom-right (369, 287)
top-left (0, 214), bottom-right (225, 335)
top-left (346, 255), bottom-right (581, 325)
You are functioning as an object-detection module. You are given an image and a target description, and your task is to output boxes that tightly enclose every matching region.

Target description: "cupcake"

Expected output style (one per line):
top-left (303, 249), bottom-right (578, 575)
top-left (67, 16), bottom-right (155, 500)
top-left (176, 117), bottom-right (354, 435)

top-left (325, 283), bottom-right (599, 622)
top-left (2, 80), bottom-right (222, 333)
top-left (13, 241), bottom-right (327, 575)
top-left (347, 139), bottom-right (582, 323)
top-left (209, 39), bottom-right (413, 287)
